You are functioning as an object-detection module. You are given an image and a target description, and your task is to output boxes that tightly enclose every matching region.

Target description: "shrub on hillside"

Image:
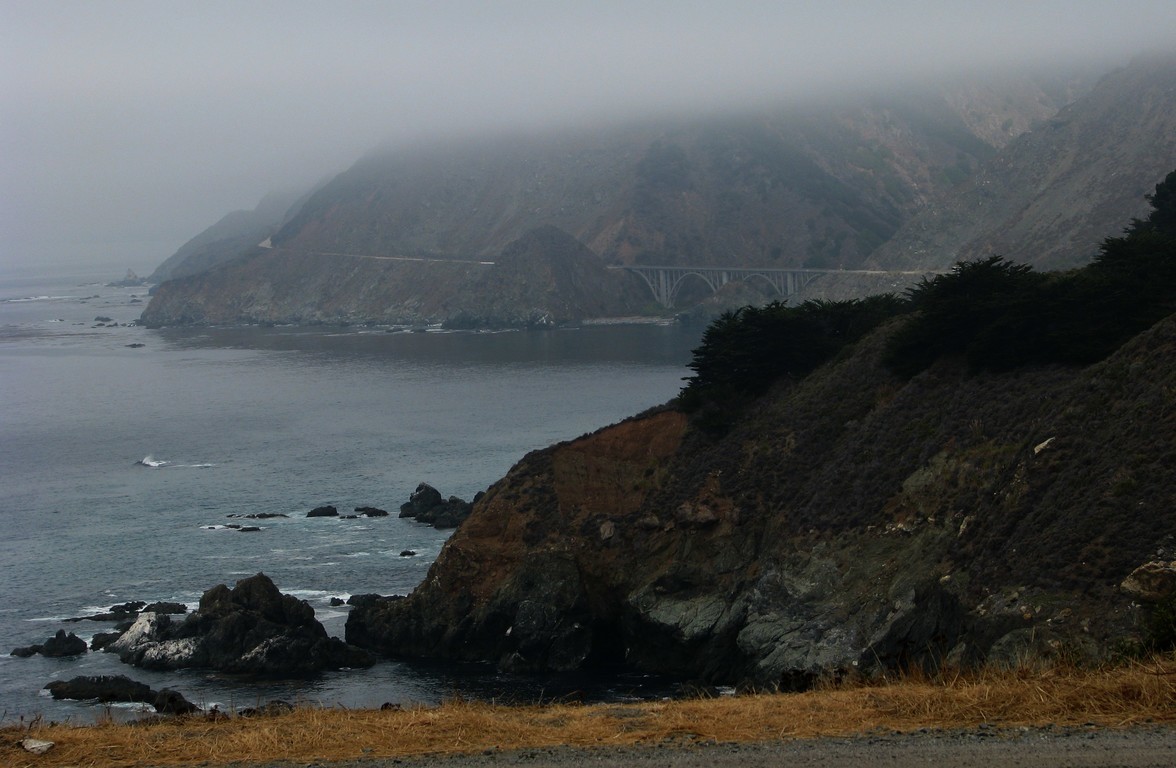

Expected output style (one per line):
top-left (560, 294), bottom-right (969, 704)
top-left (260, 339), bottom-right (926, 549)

top-left (678, 295), bottom-right (905, 422)
top-left (885, 170), bottom-right (1176, 376)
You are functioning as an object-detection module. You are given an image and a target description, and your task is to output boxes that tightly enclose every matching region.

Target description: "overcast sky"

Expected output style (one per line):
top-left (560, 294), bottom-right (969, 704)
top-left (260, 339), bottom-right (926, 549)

top-left (2, 1), bottom-right (1174, 274)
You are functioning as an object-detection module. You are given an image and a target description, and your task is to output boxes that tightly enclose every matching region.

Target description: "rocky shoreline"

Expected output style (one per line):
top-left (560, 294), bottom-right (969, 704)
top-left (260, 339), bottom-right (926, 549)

top-left (7, 485), bottom-right (474, 711)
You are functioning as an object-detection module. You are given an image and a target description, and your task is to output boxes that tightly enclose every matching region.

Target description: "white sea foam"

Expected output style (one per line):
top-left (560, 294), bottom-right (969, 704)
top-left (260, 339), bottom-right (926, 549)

top-left (3, 295), bottom-right (74, 303)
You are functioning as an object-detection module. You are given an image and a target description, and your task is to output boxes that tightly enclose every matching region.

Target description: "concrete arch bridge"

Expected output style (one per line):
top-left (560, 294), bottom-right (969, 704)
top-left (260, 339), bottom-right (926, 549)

top-left (611, 265), bottom-right (927, 309)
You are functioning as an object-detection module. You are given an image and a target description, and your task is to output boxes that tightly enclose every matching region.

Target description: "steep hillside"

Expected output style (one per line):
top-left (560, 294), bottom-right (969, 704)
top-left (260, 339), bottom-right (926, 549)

top-left (140, 226), bottom-right (648, 328)
top-left (148, 190), bottom-right (308, 283)
top-left (271, 92), bottom-right (1021, 271)
top-left (869, 54), bottom-right (1176, 271)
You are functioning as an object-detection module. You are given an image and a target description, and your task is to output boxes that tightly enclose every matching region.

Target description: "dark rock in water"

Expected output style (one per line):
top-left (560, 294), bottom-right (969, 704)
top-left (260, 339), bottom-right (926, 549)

top-left (399, 550), bottom-right (417, 557)
top-left (355, 506), bottom-right (389, 517)
top-left (91, 631), bottom-right (123, 651)
top-left (11, 645), bottom-right (41, 658)
top-left (398, 483), bottom-right (473, 529)
top-left (329, 597), bottom-right (345, 606)
top-left (228, 512), bottom-right (288, 519)
top-left (399, 483), bottom-right (443, 517)
top-left (107, 573), bottom-right (374, 675)
top-left (44, 675), bottom-right (198, 715)
top-left (340, 514), bottom-right (359, 519)
top-left (307, 505), bottom-right (338, 518)
top-left (93, 316), bottom-right (114, 323)
top-left (346, 593), bottom-right (400, 608)
top-left (125, 343), bottom-right (146, 348)
top-left (238, 526), bottom-right (262, 532)
top-left (67, 600), bottom-right (151, 622)
top-left (45, 675), bottom-right (153, 703)
top-left (41, 630), bottom-right (87, 657)
top-left (143, 601), bottom-right (187, 615)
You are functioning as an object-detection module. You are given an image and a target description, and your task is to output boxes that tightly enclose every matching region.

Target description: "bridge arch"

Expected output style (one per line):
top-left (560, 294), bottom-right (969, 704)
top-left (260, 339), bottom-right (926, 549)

top-left (613, 265), bottom-right (832, 309)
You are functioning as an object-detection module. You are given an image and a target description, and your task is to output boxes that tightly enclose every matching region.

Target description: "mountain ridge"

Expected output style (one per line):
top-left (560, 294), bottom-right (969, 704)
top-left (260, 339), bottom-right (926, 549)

top-left (141, 59), bottom-right (1173, 327)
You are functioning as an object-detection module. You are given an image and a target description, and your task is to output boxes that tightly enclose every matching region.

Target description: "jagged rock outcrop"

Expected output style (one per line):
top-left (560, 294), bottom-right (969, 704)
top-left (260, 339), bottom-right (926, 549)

top-left (109, 573), bottom-right (373, 675)
top-left (12, 630), bottom-right (88, 658)
top-left (348, 312), bottom-right (1176, 686)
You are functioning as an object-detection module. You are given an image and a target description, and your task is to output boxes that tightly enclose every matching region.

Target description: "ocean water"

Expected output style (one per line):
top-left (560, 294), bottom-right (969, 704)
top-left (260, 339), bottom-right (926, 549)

top-left (0, 264), bottom-right (701, 722)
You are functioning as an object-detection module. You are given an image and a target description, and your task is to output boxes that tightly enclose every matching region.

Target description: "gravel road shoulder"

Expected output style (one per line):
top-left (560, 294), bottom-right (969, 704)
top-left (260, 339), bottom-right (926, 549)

top-left (229, 725), bottom-right (1176, 768)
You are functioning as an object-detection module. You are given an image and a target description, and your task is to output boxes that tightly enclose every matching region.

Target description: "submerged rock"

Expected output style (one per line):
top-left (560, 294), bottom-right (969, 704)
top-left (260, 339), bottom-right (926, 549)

top-left (107, 573), bottom-right (373, 675)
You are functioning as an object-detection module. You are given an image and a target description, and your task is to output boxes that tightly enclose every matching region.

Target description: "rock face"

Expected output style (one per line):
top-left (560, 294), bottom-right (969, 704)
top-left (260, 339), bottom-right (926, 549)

top-left (348, 313), bottom-right (1176, 686)
top-left (399, 483), bottom-right (474, 529)
top-left (108, 573), bottom-right (373, 675)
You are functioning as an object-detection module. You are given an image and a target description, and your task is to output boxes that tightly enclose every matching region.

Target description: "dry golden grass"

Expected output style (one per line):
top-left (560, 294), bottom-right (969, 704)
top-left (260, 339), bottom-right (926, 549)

top-left (4, 656), bottom-right (1175, 768)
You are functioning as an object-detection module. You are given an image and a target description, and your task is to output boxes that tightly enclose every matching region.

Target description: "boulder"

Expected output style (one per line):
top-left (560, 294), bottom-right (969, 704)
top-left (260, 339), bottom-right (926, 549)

top-left (41, 630), bottom-right (88, 657)
top-left (11, 644), bottom-right (41, 657)
top-left (307, 505), bottom-right (339, 518)
top-left (398, 483), bottom-right (472, 529)
top-left (355, 506), bottom-right (389, 517)
top-left (107, 573), bottom-right (374, 675)
top-left (154, 688), bottom-right (199, 715)
top-left (20, 738), bottom-right (54, 755)
top-left (1121, 560), bottom-right (1176, 603)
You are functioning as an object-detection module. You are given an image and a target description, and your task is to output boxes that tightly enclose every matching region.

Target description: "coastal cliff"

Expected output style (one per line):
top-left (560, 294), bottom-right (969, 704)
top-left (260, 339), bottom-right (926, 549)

top-left (347, 174), bottom-right (1176, 686)
top-left (347, 307), bottom-right (1176, 685)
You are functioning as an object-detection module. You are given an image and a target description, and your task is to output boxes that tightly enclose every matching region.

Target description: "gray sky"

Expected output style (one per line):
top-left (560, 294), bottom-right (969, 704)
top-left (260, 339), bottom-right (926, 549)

top-left (2, 1), bottom-right (1174, 273)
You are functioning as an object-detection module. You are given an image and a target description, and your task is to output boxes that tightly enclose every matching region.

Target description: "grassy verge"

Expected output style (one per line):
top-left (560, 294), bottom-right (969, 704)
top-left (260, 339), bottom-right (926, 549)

top-left (4, 657), bottom-right (1175, 767)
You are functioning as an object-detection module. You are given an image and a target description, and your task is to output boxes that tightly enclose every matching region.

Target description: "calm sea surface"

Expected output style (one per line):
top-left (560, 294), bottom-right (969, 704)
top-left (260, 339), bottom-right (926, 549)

top-left (0, 264), bottom-right (701, 722)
